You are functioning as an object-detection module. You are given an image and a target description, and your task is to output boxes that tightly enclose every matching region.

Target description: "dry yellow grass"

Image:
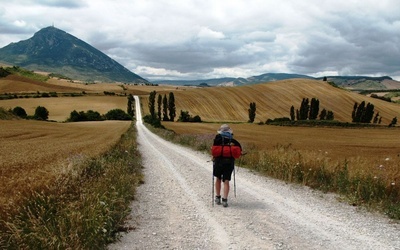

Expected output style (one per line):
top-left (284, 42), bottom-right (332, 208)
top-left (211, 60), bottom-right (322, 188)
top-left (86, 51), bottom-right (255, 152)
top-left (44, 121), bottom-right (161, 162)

top-left (163, 122), bottom-right (400, 162)
top-left (0, 120), bottom-right (131, 206)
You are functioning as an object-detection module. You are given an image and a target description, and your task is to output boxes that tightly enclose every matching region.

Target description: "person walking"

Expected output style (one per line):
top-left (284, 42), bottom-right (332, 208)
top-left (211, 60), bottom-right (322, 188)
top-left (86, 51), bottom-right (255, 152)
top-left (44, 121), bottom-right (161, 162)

top-left (211, 124), bottom-right (242, 207)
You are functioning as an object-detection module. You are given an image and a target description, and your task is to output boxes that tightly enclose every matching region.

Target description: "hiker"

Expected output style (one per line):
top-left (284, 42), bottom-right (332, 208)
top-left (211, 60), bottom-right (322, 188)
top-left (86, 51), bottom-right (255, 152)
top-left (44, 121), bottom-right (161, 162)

top-left (211, 124), bottom-right (242, 207)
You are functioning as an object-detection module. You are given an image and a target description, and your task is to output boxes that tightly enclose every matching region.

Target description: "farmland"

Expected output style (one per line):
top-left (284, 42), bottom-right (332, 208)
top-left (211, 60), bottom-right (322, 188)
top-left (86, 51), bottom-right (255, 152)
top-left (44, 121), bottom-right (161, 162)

top-left (0, 120), bottom-right (131, 206)
top-left (1, 72), bottom-right (400, 247)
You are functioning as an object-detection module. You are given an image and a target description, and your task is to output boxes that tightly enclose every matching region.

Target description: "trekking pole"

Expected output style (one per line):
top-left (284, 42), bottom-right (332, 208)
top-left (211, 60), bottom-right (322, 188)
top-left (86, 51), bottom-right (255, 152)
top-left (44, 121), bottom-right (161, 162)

top-left (234, 152), bottom-right (246, 198)
top-left (212, 161), bottom-right (215, 207)
top-left (233, 165), bottom-right (236, 198)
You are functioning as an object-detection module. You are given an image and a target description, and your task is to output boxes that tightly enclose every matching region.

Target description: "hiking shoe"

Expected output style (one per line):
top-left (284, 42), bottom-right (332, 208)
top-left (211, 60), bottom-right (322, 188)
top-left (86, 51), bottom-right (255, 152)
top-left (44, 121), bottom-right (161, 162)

top-left (215, 196), bottom-right (221, 205)
top-left (222, 198), bottom-right (228, 207)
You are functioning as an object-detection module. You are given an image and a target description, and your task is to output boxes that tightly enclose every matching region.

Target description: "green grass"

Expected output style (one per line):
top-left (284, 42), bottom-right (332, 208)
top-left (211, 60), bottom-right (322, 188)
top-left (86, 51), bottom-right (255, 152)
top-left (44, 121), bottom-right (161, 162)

top-left (5, 66), bottom-right (49, 82)
top-left (0, 123), bottom-right (142, 249)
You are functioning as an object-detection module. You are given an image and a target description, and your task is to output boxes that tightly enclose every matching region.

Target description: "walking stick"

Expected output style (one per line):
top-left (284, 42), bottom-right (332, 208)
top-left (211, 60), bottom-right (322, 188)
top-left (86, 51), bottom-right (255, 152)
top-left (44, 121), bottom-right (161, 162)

top-left (234, 152), bottom-right (246, 199)
top-left (212, 161), bottom-right (215, 207)
top-left (233, 165), bottom-right (236, 198)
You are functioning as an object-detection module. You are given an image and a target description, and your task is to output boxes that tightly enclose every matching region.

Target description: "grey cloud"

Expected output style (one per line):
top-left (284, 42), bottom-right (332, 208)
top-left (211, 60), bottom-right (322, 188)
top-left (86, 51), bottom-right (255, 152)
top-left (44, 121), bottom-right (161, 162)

top-left (21, 0), bottom-right (85, 8)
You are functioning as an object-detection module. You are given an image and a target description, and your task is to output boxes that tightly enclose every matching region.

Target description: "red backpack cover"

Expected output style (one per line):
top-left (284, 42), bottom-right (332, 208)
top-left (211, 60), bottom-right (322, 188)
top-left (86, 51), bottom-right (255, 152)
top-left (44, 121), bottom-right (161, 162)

top-left (211, 144), bottom-right (241, 159)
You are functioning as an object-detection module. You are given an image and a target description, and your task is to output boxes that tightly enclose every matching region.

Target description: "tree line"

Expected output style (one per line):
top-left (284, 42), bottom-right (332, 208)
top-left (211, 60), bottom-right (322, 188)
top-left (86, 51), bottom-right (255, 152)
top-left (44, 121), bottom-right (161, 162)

top-left (248, 97), bottom-right (397, 127)
top-left (10, 94), bottom-right (135, 122)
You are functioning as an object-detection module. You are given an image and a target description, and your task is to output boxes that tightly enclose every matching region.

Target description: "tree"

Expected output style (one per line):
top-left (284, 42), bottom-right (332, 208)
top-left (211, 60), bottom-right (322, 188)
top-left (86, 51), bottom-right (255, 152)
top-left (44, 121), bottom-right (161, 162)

top-left (353, 101), bottom-right (365, 122)
top-left (168, 92), bottom-right (176, 121)
top-left (178, 110), bottom-right (191, 122)
top-left (389, 117), bottom-right (397, 127)
top-left (323, 76), bottom-right (327, 81)
top-left (104, 109), bottom-right (132, 120)
top-left (162, 94), bottom-right (169, 121)
top-left (373, 112), bottom-right (380, 124)
top-left (326, 110), bottom-right (334, 120)
top-left (290, 106), bottom-right (295, 121)
top-left (352, 102), bottom-right (357, 121)
top-left (363, 102), bottom-right (374, 123)
top-left (127, 94), bottom-right (135, 117)
top-left (309, 98), bottom-right (319, 120)
top-left (157, 94), bottom-right (162, 121)
top-left (12, 106), bottom-right (27, 118)
top-left (34, 106), bottom-right (49, 120)
top-left (148, 91), bottom-right (157, 119)
top-left (299, 98), bottom-right (309, 120)
top-left (353, 101), bottom-right (375, 123)
top-left (319, 108), bottom-right (327, 120)
top-left (248, 102), bottom-right (256, 123)
top-left (178, 110), bottom-right (202, 122)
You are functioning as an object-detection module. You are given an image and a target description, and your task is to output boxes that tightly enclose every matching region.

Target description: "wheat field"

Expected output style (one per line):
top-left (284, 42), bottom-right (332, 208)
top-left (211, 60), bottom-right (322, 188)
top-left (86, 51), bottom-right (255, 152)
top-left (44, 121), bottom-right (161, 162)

top-left (166, 79), bottom-right (400, 124)
top-left (1, 75), bottom-right (400, 208)
top-left (0, 120), bottom-right (131, 206)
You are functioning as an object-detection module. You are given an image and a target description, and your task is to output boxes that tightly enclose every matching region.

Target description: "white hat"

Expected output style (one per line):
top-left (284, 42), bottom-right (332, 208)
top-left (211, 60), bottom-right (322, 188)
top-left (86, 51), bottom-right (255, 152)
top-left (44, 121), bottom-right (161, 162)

top-left (217, 124), bottom-right (232, 134)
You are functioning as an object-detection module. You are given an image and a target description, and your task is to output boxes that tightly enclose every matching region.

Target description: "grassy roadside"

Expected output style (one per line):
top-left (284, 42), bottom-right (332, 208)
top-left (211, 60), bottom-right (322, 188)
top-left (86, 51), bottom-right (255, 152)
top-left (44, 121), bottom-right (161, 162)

top-left (147, 123), bottom-right (400, 220)
top-left (0, 123), bottom-right (142, 249)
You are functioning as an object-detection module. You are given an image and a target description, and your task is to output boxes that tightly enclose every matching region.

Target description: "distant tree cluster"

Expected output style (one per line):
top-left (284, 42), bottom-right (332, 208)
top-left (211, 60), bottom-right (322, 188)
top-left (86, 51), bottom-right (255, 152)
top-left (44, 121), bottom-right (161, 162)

top-left (67, 108), bottom-right (131, 122)
top-left (10, 106), bottom-right (49, 120)
top-left (145, 91), bottom-right (181, 127)
top-left (291, 97), bottom-right (334, 121)
top-left (178, 110), bottom-right (202, 122)
top-left (352, 101), bottom-right (375, 123)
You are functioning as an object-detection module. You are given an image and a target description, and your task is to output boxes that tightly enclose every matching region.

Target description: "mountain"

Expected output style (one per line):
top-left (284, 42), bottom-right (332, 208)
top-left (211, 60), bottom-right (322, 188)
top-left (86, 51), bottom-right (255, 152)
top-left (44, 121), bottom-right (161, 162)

top-left (154, 73), bottom-right (400, 90)
top-left (0, 26), bottom-right (149, 84)
top-left (154, 73), bottom-right (312, 86)
top-left (318, 76), bottom-right (400, 90)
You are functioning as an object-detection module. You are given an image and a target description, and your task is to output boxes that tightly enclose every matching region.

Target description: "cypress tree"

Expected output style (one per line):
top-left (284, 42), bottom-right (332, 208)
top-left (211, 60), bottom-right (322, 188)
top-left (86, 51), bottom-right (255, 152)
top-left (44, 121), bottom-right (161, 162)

top-left (309, 98), bottom-right (319, 120)
top-left (290, 106), bottom-right (295, 121)
top-left (319, 108), bottom-right (327, 120)
top-left (157, 94), bottom-right (162, 121)
top-left (127, 94), bottom-right (134, 117)
top-left (168, 92), bottom-right (176, 121)
top-left (354, 101), bottom-right (365, 123)
top-left (248, 102), bottom-right (256, 123)
top-left (149, 91), bottom-right (157, 119)
top-left (352, 102), bottom-right (358, 121)
top-left (162, 94), bottom-right (169, 121)
top-left (363, 102), bottom-right (374, 123)
top-left (299, 98), bottom-right (309, 120)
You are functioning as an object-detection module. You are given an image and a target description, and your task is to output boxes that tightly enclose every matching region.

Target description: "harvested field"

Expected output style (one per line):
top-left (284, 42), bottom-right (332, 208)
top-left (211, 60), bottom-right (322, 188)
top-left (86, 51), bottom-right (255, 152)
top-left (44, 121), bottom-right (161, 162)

top-left (0, 120), bottom-right (131, 206)
top-left (0, 75), bottom-right (85, 93)
top-left (158, 79), bottom-right (400, 125)
top-left (0, 96), bottom-right (129, 121)
top-left (163, 121), bottom-right (400, 170)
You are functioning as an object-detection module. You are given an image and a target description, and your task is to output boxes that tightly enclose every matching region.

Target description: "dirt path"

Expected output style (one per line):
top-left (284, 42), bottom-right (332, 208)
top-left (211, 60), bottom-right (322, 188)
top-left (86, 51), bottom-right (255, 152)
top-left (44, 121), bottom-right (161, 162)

top-left (109, 96), bottom-right (400, 250)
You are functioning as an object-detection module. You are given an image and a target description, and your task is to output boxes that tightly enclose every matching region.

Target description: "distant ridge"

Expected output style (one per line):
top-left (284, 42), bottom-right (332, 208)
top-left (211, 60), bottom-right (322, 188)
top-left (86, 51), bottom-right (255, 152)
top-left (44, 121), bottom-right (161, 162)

top-left (154, 73), bottom-right (400, 90)
top-left (0, 26), bottom-right (149, 84)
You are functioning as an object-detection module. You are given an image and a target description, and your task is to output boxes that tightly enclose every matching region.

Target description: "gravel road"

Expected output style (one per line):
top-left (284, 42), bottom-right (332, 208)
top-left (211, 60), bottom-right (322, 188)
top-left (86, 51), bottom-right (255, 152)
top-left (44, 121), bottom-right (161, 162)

top-left (109, 96), bottom-right (400, 250)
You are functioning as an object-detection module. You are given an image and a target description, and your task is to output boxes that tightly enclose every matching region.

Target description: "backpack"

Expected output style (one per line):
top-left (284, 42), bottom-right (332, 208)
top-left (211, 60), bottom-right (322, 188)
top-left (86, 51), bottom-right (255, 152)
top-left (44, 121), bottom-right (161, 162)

top-left (211, 135), bottom-right (242, 159)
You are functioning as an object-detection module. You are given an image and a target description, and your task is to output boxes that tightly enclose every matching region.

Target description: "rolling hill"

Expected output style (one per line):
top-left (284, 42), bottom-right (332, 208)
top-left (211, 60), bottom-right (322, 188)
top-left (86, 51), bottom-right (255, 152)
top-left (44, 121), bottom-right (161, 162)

top-left (0, 26), bottom-right (149, 84)
top-left (1, 71), bottom-right (399, 125)
top-left (154, 79), bottom-right (400, 125)
top-left (154, 73), bottom-right (400, 90)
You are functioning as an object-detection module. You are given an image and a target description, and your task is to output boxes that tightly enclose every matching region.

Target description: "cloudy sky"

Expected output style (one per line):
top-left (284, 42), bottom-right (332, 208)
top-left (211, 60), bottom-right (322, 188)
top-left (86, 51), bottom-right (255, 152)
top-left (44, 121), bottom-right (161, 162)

top-left (1, 0), bottom-right (400, 81)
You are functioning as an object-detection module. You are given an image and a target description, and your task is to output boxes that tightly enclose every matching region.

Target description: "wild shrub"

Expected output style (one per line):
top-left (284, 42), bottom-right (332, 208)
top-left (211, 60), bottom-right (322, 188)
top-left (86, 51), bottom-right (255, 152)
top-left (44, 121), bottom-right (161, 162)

top-left (34, 106), bottom-right (49, 120)
top-left (12, 106), bottom-right (27, 118)
top-left (104, 109), bottom-right (132, 121)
